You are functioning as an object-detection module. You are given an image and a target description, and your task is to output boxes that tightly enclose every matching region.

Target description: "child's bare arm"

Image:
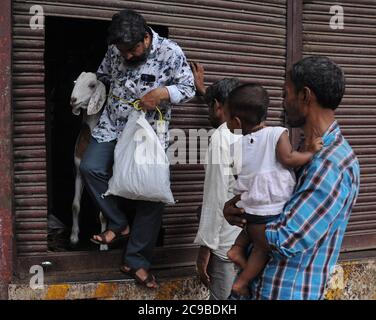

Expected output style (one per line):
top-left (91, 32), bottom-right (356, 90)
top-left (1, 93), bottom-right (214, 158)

top-left (276, 131), bottom-right (322, 168)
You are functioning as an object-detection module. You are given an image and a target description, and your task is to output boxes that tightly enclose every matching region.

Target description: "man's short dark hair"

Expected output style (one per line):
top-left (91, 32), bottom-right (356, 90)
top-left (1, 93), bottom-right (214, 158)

top-left (226, 84), bottom-right (269, 127)
top-left (107, 9), bottom-right (149, 47)
top-left (290, 56), bottom-right (345, 110)
top-left (204, 78), bottom-right (240, 106)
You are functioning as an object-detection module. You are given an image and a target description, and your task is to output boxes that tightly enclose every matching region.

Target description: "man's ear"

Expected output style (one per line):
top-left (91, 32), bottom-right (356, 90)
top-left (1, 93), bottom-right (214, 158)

top-left (87, 81), bottom-right (106, 115)
top-left (144, 32), bottom-right (151, 45)
top-left (234, 116), bottom-right (242, 130)
top-left (213, 99), bottom-right (222, 114)
top-left (302, 86), bottom-right (312, 106)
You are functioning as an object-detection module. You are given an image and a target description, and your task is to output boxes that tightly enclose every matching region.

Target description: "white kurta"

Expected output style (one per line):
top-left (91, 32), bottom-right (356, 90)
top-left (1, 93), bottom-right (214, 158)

top-left (194, 123), bottom-right (242, 260)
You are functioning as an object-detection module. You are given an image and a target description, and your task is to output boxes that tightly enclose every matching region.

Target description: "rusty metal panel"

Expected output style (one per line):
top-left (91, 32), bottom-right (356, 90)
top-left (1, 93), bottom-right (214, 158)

top-left (13, 0), bottom-right (288, 256)
top-left (0, 0), bottom-right (13, 298)
top-left (303, 0), bottom-right (376, 251)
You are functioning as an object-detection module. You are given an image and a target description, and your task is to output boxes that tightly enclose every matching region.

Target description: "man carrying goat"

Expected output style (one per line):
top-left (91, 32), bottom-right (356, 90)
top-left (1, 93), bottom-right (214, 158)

top-left (80, 9), bottom-right (195, 289)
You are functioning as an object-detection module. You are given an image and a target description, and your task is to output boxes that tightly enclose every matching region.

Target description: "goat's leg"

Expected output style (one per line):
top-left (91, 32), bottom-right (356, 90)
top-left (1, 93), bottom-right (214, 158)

top-left (70, 159), bottom-right (83, 246)
top-left (99, 211), bottom-right (108, 251)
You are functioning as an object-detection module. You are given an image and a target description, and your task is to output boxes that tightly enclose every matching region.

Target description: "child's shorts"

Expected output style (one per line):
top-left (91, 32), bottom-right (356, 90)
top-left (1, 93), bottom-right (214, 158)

top-left (242, 213), bottom-right (280, 225)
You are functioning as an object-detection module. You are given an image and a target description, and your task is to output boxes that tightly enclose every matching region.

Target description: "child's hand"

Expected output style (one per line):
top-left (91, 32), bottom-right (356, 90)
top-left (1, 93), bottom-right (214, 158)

top-left (307, 137), bottom-right (323, 153)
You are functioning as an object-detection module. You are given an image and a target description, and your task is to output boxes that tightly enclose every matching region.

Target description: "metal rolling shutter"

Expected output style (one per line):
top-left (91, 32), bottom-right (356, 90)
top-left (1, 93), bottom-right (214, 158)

top-left (165, 1), bottom-right (287, 247)
top-left (13, 0), bottom-right (287, 255)
top-left (13, 11), bottom-right (47, 255)
top-left (303, 1), bottom-right (376, 251)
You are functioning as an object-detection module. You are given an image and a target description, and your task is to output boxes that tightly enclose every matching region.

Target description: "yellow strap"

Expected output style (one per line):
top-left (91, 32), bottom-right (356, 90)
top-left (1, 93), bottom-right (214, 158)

top-left (109, 94), bottom-right (164, 121)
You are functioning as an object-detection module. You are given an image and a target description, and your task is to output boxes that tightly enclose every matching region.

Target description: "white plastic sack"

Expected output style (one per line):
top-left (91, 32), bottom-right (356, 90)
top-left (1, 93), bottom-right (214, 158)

top-left (104, 110), bottom-right (175, 204)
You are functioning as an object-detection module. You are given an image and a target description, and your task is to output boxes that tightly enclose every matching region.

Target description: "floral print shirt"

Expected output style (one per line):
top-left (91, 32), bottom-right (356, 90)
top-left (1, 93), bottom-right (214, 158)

top-left (92, 28), bottom-right (195, 148)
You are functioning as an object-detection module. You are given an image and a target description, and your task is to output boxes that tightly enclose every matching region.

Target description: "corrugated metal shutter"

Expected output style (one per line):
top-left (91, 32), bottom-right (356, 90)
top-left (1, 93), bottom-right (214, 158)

top-left (13, 0), bottom-right (287, 255)
top-left (13, 11), bottom-right (47, 255)
top-left (303, 1), bottom-right (376, 251)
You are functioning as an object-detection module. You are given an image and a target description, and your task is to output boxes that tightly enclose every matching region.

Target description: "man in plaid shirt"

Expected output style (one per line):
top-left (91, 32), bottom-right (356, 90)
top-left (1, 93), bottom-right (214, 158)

top-left (224, 56), bottom-right (360, 300)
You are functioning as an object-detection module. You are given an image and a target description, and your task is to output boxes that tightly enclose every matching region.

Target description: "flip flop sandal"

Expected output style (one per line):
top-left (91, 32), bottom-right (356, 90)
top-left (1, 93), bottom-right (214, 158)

top-left (90, 230), bottom-right (129, 245)
top-left (120, 265), bottom-right (158, 290)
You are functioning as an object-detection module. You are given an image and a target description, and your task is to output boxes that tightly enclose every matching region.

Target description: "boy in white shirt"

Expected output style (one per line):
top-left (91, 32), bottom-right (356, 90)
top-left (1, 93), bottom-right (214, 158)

top-left (191, 62), bottom-right (242, 300)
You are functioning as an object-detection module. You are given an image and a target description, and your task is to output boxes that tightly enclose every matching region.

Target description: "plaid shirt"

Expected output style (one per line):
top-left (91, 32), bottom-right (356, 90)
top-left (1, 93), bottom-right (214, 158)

top-left (249, 121), bottom-right (360, 300)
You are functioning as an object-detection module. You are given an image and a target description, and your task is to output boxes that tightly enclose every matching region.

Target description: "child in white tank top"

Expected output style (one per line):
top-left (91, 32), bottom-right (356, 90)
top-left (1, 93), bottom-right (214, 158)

top-left (224, 84), bottom-right (322, 298)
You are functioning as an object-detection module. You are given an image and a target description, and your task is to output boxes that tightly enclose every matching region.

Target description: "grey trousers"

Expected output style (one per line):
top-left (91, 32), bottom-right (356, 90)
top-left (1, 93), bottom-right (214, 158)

top-left (207, 254), bottom-right (237, 300)
top-left (80, 137), bottom-right (164, 270)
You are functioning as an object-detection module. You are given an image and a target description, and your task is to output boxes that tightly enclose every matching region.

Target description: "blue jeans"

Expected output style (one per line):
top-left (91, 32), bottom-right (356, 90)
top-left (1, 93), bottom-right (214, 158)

top-left (80, 137), bottom-right (164, 270)
top-left (207, 254), bottom-right (237, 300)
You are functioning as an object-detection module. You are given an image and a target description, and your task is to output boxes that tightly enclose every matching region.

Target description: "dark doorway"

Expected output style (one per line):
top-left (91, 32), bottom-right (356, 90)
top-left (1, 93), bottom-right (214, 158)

top-left (44, 16), bottom-right (168, 251)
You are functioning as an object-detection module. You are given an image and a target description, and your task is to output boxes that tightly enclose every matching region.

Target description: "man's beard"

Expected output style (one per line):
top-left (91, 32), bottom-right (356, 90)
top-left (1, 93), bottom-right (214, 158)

top-left (285, 103), bottom-right (306, 128)
top-left (208, 109), bottom-right (222, 129)
top-left (286, 115), bottom-right (306, 128)
top-left (209, 116), bottom-right (222, 129)
top-left (123, 46), bottom-right (151, 67)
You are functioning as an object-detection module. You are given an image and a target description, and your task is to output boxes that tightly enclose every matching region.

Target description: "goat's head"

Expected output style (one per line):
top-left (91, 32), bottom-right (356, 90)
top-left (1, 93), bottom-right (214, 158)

top-left (70, 72), bottom-right (106, 116)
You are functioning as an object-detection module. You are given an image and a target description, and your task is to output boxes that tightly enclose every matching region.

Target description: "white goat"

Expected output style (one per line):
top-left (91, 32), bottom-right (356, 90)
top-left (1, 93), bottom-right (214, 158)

top-left (69, 72), bottom-right (107, 250)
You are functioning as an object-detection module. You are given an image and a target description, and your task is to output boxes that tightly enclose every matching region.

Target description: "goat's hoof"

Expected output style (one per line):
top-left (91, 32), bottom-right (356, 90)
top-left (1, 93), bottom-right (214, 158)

top-left (70, 235), bottom-right (79, 246)
top-left (100, 244), bottom-right (109, 251)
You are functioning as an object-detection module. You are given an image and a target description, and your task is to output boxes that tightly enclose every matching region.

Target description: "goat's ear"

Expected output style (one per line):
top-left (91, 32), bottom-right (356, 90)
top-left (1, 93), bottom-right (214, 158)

top-left (75, 71), bottom-right (86, 83)
top-left (87, 81), bottom-right (106, 115)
